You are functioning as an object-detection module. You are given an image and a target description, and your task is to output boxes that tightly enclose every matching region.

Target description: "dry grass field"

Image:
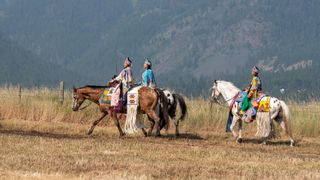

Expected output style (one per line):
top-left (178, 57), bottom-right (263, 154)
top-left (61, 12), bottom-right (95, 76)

top-left (0, 87), bottom-right (319, 179)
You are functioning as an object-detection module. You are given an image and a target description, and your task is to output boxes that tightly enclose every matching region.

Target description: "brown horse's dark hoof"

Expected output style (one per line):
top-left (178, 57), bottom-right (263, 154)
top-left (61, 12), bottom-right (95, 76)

top-left (237, 138), bottom-right (243, 143)
top-left (142, 130), bottom-right (148, 137)
top-left (87, 130), bottom-right (93, 135)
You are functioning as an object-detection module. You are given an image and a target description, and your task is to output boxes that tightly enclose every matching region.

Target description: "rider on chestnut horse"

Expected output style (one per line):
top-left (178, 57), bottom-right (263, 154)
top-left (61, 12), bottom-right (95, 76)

top-left (72, 57), bottom-right (169, 137)
top-left (109, 57), bottom-right (135, 119)
top-left (141, 59), bottom-right (156, 88)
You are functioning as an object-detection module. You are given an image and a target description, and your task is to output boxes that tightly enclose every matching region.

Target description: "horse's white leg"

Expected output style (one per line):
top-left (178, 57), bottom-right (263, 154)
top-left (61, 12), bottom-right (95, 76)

top-left (230, 118), bottom-right (238, 138)
top-left (237, 120), bottom-right (243, 143)
top-left (174, 119), bottom-right (180, 137)
top-left (280, 121), bottom-right (294, 147)
top-left (261, 138), bottom-right (267, 145)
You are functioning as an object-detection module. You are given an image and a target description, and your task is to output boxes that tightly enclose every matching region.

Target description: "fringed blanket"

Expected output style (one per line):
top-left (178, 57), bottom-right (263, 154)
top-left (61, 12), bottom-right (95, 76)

top-left (255, 112), bottom-right (271, 138)
top-left (124, 86), bottom-right (145, 134)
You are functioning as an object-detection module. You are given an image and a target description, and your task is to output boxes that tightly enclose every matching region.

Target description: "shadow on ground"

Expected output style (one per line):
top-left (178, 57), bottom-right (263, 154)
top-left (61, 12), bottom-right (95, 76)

top-left (241, 138), bottom-right (299, 146)
top-left (0, 129), bottom-right (89, 140)
top-left (160, 133), bottom-right (204, 140)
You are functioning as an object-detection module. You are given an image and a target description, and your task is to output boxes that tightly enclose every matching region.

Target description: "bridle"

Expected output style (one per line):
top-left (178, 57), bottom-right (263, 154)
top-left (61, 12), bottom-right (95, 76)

top-left (78, 102), bottom-right (92, 110)
top-left (72, 89), bottom-right (94, 111)
top-left (210, 86), bottom-right (235, 108)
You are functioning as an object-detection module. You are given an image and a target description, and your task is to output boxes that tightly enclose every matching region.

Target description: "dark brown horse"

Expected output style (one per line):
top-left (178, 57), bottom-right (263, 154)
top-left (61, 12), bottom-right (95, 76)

top-left (72, 84), bottom-right (170, 137)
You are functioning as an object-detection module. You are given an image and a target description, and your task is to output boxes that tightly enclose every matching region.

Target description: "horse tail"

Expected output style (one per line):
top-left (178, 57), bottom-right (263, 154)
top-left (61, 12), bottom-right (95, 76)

top-left (173, 93), bottom-right (187, 121)
top-left (155, 89), bottom-right (170, 130)
top-left (280, 100), bottom-right (293, 138)
top-left (280, 101), bottom-right (290, 120)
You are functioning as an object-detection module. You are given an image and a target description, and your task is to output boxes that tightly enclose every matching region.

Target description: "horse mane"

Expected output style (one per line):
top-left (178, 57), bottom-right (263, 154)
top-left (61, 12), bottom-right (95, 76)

top-left (216, 80), bottom-right (240, 91)
top-left (78, 85), bottom-right (110, 89)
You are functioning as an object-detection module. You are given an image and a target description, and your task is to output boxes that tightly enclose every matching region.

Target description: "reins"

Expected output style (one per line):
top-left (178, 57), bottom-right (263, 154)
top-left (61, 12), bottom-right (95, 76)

top-left (210, 89), bottom-right (239, 109)
top-left (78, 102), bottom-right (93, 110)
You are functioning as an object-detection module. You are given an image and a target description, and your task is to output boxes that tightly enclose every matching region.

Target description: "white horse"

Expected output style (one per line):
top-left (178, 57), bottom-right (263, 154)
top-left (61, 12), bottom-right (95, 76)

top-left (210, 80), bottom-right (294, 146)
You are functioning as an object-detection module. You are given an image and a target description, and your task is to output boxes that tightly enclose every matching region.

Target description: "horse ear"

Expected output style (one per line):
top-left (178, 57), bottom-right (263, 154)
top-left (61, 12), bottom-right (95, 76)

top-left (214, 80), bottom-right (217, 84)
top-left (73, 86), bottom-right (76, 92)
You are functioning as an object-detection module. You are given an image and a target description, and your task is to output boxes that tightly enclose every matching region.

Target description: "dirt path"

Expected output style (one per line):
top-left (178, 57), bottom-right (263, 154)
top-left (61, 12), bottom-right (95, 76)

top-left (0, 119), bottom-right (319, 179)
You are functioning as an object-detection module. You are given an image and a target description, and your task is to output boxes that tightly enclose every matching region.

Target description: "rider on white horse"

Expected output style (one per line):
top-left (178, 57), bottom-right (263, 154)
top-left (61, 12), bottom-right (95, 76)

top-left (211, 80), bottom-right (294, 146)
top-left (239, 66), bottom-right (262, 118)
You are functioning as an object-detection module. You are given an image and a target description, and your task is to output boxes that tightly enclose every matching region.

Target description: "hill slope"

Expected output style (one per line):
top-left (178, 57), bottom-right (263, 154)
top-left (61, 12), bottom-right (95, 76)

top-left (0, 34), bottom-right (87, 87)
top-left (0, 0), bottom-right (319, 96)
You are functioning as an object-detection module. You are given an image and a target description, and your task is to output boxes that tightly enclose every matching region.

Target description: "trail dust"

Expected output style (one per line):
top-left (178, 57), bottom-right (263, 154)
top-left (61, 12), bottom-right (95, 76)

top-left (0, 119), bottom-right (319, 179)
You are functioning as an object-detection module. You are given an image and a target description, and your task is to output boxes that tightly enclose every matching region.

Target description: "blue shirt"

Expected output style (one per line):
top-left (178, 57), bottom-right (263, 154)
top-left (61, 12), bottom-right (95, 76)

top-left (142, 69), bottom-right (156, 87)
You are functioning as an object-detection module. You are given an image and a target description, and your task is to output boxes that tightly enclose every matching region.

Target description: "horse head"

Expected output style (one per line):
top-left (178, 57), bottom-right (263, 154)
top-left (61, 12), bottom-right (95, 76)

top-left (210, 80), bottom-right (241, 106)
top-left (72, 87), bottom-right (86, 111)
top-left (211, 80), bottom-right (221, 103)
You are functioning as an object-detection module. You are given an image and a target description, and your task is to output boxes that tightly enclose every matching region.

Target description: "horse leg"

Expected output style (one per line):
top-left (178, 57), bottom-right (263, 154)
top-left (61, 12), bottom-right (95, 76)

top-left (174, 119), bottom-right (180, 137)
top-left (146, 116), bottom-right (155, 136)
top-left (237, 120), bottom-right (243, 143)
top-left (230, 116), bottom-right (239, 139)
top-left (274, 111), bottom-right (294, 146)
top-left (261, 137), bottom-right (267, 145)
top-left (141, 128), bottom-right (148, 137)
top-left (279, 120), bottom-right (294, 146)
top-left (87, 113), bottom-right (107, 135)
top-left (147, 111), bottom-right (161, 137)
top-left (110, 110), bottom-right (125, 137)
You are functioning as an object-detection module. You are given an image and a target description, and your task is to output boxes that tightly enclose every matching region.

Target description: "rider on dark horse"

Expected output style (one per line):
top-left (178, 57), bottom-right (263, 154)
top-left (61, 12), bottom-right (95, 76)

top-left (239, 66), bottom-right (262, 116)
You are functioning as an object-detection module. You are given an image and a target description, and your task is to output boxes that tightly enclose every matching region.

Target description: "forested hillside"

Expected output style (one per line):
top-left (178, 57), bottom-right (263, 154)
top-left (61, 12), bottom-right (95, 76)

top-left (0, 0), bottom-right (319, 97)
top-left (0, 33), bottom-right (87, 87)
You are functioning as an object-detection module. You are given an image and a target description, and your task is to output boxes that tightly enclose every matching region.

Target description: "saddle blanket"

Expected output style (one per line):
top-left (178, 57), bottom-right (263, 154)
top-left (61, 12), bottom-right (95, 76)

top-left (258, 96), bottom-right (271, 112)
top-left (242, 96), bottom-right (271, 123)
top-left (232, 91), bottom-right (271, 113)
top-left (100, 88), bottom-right (115, 105)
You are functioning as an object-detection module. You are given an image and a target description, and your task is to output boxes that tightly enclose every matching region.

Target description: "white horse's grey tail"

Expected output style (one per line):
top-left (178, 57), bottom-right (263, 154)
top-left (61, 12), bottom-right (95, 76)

top-left (280, 100), bottom-right (294, 146)
top-left (280, 100), bottom-right (290, 123)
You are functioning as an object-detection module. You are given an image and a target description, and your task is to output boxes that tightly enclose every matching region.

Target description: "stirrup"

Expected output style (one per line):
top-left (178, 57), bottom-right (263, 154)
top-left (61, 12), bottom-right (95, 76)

top-left (239, 110), bottom-right (245, 116)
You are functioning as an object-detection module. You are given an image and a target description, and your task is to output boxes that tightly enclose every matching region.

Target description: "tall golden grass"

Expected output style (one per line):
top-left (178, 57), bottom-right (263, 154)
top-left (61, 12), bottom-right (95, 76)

top-left (0, 86), bottom-right (320, 179)
top-left (0, 86), bottom-right (319, 137)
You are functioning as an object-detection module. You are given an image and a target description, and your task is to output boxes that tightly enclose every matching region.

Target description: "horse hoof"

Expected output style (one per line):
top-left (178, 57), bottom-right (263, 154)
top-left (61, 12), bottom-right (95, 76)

top-left (290, 141), bottom-right (295, 147)
top-left (237, 138), bottom-right (243, 143)
top-left (87, 131), bottom-right (93, 135)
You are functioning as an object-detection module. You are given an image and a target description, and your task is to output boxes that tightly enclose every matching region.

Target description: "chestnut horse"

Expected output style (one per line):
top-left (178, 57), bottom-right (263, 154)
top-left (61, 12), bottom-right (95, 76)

top-left (72, 85), bottom-right (169, 137)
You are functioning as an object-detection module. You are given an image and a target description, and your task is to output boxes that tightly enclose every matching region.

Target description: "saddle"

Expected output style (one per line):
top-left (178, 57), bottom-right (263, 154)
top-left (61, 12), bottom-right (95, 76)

top-left (233, 91), bottom-right (270, 123)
